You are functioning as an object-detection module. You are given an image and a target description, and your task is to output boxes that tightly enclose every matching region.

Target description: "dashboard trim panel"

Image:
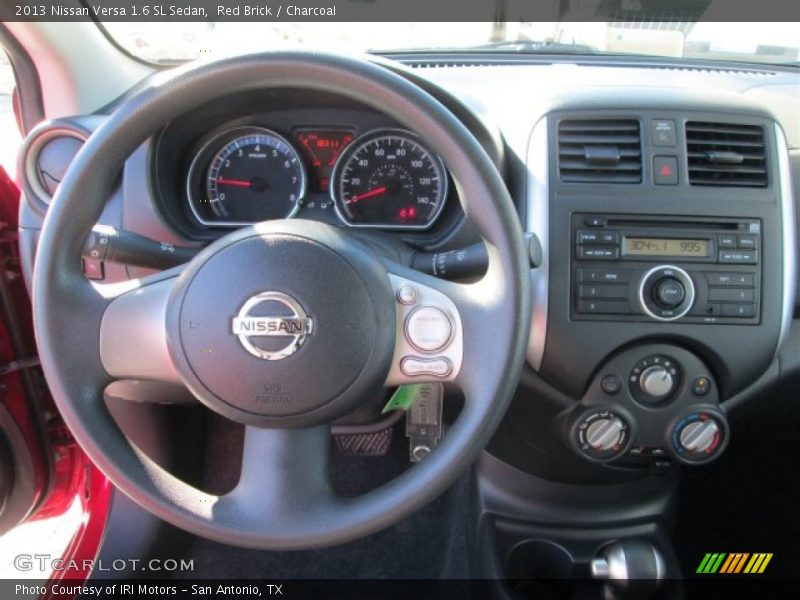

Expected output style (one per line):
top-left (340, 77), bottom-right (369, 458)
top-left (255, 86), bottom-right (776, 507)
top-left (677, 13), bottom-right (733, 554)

top-left (525, 117), bottom-right (549, 372)
top-left (775, 123), bottom-right (797, 357)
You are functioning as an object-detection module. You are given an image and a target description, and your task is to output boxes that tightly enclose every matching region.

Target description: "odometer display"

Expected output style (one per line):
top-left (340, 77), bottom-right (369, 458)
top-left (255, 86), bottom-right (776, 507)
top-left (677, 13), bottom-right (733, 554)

top-left (331, 130), bottom-right (447, 229)
top-left (188, 127), bottom-right (306, 226)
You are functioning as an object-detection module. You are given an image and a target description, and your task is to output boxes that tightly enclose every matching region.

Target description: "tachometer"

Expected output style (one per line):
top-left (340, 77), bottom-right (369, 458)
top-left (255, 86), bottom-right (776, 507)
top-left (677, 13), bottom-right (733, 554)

top-left (331, 130), bottom-right (447, 229)
top-left (187, 127), bottom-right (306, 226)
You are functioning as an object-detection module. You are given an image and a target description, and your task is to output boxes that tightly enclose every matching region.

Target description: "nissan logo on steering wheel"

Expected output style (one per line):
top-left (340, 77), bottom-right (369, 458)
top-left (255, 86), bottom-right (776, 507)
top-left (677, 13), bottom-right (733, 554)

top-left (231, 291), bottom-right (314, 361)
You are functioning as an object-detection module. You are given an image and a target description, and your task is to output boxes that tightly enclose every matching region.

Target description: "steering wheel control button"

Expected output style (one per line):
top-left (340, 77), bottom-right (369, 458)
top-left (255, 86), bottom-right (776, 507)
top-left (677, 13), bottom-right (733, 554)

top-left (573, 409), bottom-right (632, 462)
top-left (400, 356), bottom-right (452, 378)
top-left (692, 376), bottom-right (711, 396)
top-left (600, 374), bottom-right (622, 395)
top-left (671, 411), bottom-right (729, 465)
top-left (405, 306), bottom-right (453, 352)
top-left (638, 265), bottom-right (695, 321)
top-left (396, 285), bottom-right (418, 305)
top-left (629, 355), bottom-right (680, 405)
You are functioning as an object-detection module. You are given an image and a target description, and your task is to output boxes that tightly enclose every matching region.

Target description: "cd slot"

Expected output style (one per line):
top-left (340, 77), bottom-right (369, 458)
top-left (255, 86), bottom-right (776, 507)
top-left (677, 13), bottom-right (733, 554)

top-left (605, 218), bottom-right (741, 231)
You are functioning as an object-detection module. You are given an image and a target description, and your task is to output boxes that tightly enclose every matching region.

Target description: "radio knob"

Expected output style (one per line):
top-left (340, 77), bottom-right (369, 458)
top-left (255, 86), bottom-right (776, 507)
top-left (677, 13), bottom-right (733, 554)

top-left (654, 278), bottom-right (685, 308)
top-left (638, 265), bottom-right (695, 321)
top-left (639, 365), bottom-right (676, 399)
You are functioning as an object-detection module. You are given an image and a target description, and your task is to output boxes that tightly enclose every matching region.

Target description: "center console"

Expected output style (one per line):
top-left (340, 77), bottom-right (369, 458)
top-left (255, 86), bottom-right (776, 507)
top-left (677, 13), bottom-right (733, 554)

top-left (477, 105), bottom-right (795, 595)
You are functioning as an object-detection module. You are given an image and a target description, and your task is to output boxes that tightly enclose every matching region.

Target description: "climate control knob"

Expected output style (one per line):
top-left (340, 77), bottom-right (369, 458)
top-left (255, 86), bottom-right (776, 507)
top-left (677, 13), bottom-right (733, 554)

top-left (670, 410), bottom-right (728, 464)
top-left (679, 420), bottom-right (720, 454)
top-left (639, 365), bottom-right (676, 398)
top-left (586, 417), bottom-right (626, 452)
top-left (629, 355), bottom-right (681, 405)
top-left (573, 408), bottom-right (632, 462)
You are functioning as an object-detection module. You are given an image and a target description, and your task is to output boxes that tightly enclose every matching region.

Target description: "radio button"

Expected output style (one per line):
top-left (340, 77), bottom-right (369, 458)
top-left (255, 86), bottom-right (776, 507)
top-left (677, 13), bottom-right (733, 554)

top-left (708, 288), bottom-right (756, 302)
top-left (577, 230), bottom-right (601, 243)
top-left (576, 300), bottom-right (631, 315)
top-left (655, 278), bottom-right (685, 307)
top-left (704, 272), bottom-right (755, 287)
top-left (578, 284), bottom-right (628, 300)
top-left (577, 269), bottom-right (632, 283)
top-left (584, 216), bottom-right (606, 227)
top-left (719, 249), bottom-right (757, 264)
top-left (737, 235), bottom-right (758, 250)
top-left (578, 246), bottom-right (619, 260)
top-left (717, 235), bottom-right (737, 248)
top-left (599, 231), bottom-right (620, 244)
top-left (721, 303), bottom-right (756, 318)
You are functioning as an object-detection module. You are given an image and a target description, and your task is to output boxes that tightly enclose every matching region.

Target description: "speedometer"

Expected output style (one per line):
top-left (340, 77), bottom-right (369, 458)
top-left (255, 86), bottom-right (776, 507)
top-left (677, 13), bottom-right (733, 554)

top-left (187, 127), bottom-right (306, 226)
top-left (331, 130), bottom-right (448, 229)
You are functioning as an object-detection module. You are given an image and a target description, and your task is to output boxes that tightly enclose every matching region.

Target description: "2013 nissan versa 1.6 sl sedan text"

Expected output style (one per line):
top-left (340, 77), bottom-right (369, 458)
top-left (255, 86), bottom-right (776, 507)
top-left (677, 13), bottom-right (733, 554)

top-left (0, 4), bottom-right (798, 599)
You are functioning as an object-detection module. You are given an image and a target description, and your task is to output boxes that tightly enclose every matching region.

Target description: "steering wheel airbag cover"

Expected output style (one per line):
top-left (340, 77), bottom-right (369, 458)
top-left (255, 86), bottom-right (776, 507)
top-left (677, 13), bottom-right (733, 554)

top-left (168, 220), bottom-right (395, 426)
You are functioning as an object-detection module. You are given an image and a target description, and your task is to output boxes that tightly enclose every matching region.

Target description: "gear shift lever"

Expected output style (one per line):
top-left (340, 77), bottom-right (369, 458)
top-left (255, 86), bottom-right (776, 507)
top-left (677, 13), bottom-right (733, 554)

top-left (591, 540), bottom-right (665, 600)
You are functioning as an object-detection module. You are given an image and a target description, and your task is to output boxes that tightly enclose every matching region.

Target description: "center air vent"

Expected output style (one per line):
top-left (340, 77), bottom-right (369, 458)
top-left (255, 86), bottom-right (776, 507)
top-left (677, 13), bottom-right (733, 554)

top-left (686, 122), bottom-right (767, 188)
top-left (558, 119), bottom-right (642, 184)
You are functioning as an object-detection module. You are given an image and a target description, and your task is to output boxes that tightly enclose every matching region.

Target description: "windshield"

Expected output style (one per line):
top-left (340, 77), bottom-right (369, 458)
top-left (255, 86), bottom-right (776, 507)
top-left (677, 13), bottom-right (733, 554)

top-left (102, 21), bottom-right (799, 66)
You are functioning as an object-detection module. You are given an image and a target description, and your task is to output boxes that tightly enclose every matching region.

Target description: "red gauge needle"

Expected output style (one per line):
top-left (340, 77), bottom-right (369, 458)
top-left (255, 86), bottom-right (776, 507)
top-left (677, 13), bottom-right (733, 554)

top-left (350, 186), bottom-right (387, 203)
top-left (216, 177), bottom-right (251, 188)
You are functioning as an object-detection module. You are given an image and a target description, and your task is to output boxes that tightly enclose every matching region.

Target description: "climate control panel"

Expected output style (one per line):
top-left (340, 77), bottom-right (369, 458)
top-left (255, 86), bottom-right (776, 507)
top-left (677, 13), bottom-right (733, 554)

top-left (565, 344), bottom-right (728, 467)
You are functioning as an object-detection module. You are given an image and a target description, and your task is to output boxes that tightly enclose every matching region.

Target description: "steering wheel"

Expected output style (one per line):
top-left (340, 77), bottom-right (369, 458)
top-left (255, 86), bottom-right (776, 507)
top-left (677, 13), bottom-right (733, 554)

top-left (32, 52), bottom-right (531, 549)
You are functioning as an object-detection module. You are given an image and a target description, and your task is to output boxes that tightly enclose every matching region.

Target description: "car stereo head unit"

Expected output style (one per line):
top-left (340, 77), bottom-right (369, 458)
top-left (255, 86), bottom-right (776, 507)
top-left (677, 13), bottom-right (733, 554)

top-left (572, 214), bottom-right (761, 324)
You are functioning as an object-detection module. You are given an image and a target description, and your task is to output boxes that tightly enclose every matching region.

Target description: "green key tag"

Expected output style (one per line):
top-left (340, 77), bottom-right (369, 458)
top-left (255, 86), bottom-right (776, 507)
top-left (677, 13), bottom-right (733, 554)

top-left (382, 384), bottom-right (425, 414)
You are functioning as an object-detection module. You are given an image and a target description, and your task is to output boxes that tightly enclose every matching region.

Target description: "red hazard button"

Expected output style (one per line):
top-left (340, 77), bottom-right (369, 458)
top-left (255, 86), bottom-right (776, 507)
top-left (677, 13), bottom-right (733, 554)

top-left (653, 156), bottom-right (679, 185)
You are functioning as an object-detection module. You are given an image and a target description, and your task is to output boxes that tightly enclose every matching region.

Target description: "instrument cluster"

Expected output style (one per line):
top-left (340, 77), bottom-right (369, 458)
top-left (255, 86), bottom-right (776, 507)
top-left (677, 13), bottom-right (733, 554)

top-left (186, 124), bottom-right (449, 231)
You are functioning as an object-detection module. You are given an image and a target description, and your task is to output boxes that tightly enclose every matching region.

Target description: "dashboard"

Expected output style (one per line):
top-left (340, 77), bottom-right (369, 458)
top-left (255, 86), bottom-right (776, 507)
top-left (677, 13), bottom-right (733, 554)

top-left (10, 45), bottom-right (800, 585)
top-left (16, 55), bottom-right (800, 477)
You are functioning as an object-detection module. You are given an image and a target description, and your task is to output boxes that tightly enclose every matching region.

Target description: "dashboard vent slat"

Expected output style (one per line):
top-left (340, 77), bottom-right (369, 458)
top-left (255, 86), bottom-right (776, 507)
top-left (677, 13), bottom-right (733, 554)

top-left (558, 119), bottom-right (642, 184)
top-left (686, 121), bottom-right (768, 188)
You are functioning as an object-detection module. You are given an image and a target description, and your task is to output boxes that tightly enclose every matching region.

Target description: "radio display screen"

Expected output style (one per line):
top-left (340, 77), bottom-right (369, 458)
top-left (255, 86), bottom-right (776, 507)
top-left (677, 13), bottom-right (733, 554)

top-left (624, 237), bottom-right (709, 257)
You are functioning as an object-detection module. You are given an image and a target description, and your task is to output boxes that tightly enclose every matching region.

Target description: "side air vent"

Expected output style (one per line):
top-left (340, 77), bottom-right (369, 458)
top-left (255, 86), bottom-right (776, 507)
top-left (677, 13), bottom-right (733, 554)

top-left (686, 122), bottom-right (767, 188)
top-left (558, 119), bottom-right (642, 184)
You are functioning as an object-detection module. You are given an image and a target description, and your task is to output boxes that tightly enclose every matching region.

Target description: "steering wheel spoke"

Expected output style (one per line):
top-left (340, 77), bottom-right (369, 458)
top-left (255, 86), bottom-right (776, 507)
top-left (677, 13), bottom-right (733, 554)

top-left (220, 425), bottom-right (337, 526)
top-left (99, 269), bottom-right (185, 386)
